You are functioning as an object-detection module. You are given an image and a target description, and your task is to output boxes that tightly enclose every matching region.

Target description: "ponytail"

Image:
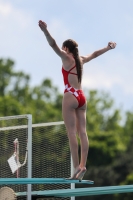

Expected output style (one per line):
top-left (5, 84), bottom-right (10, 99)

top-left (73, 47), bottom-right (82, 83)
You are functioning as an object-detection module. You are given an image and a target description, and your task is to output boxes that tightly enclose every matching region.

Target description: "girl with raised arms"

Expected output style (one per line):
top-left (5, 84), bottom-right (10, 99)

top-left (38, 20), bottom-right (116, 180)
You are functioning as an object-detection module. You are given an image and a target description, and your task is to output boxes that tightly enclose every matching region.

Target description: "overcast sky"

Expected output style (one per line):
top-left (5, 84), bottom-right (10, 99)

top-left (0, 0), bottom-right (133, 114)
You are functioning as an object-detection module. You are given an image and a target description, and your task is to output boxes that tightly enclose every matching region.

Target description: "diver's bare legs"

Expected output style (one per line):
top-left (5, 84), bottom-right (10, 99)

top-left (62, 92), bottom-right (89, 179)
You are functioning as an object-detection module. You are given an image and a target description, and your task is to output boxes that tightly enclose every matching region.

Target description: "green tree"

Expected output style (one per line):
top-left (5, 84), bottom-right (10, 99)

top-left (84, 91), bottom-right (127, 166)
top-left (0, 58), bottom-right (62, 123)
top-left (0, 59), bottom-right (15, 96)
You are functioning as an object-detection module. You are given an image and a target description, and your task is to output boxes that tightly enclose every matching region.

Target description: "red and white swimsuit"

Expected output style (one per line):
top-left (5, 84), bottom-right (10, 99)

top-left (62, 66), bottom-right (86, 108)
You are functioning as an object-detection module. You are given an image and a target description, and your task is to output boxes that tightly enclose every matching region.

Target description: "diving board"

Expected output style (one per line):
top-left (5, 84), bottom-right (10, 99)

top-left (0, 178), bottom-right (94, 185)
top-left (16, 184), bottom-right (133, 197)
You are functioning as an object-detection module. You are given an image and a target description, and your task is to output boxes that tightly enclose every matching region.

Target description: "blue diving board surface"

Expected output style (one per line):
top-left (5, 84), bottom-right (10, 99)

top-left (0, 178), bottom-right (94, 185)
top-left (16, 185), bottom-right (133, 197)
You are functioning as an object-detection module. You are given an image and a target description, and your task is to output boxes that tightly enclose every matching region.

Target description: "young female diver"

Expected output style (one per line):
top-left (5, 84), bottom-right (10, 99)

top-left (38, 20), bottom-right (116, 180)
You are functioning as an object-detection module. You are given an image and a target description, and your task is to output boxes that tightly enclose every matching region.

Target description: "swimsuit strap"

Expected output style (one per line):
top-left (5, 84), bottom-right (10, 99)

top-left (68, 66), bottom-right (77, 75)
top-left (68, 65), bottom-right (76, 72)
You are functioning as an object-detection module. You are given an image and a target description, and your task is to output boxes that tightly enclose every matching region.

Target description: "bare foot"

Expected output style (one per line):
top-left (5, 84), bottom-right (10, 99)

top-left (76, 167), bottom-right (87, 181)
top-left (66, 166), bottom-right (81, 180)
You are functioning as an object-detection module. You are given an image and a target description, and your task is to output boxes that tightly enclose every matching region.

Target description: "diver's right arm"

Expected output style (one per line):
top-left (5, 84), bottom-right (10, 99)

top-left (38, 20), bottom-right (66, 58)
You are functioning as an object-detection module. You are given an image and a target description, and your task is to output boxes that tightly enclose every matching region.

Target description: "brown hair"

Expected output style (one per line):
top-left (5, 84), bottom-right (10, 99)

top-left (62, 39), bottom-right (82, 83)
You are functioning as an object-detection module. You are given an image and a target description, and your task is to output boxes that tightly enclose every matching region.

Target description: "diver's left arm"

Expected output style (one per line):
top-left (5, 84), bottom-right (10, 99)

top-left (81, 42), bottom-right (116, 64)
